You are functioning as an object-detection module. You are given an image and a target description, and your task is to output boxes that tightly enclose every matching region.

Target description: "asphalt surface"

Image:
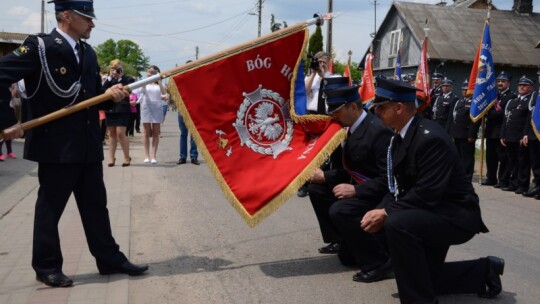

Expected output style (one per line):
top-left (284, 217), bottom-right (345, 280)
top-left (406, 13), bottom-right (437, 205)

top-left (1, 112), bottom-right (539, 304)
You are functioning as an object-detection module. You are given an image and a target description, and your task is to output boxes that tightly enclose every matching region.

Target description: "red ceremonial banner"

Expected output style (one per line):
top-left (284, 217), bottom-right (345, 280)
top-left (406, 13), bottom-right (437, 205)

top-left (168, 29), bottom-right (345, 227)
top-left (415, 38), bottom-right (431, 112)
top-left (359, 53), bottom-right (375, 106)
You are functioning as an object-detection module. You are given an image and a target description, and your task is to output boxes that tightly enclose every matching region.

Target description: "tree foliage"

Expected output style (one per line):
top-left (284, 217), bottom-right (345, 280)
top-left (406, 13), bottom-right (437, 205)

top-left (307, 26), bottom-right (323, 57)
top-left (94, 39), bottom-right (149, 76)
top-left (270, 14), bottom-right (288, 32)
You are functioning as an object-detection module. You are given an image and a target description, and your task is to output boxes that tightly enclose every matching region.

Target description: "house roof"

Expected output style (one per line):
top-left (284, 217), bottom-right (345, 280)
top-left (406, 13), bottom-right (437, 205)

top-left (0, 32), bottom-right (29, 45)
top-left (393, 1), bottom-right (539, 67)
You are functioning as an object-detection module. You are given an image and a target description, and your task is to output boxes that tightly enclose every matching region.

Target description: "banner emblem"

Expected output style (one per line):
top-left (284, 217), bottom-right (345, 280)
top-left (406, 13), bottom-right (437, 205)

top-left (233, 85), bottom-right (293, 159)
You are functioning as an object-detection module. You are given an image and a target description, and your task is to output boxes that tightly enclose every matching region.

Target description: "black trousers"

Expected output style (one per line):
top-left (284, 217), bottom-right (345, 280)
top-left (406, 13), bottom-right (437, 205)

top-left (529, 139), bottom-right (540, 186)
top-left (453, 138), bottom-right (475, 182)
top-left (385, 209), bottom-right (488, 304)
top-left (329, 197), bottom-right (388, 271)
top-left (485, 138), bottom-right (508, 184)
top-left (506, 142), bottom-right (530, 190)
top-left (308, 183), bottom-right (341, 244)
top-left (33, 163), bottom-right (127, 275)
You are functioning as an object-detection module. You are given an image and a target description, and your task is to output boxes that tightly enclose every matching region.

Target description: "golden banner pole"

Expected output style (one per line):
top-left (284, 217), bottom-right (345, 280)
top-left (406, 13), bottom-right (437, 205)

top-left (1, 13), bottom-right (330, 139)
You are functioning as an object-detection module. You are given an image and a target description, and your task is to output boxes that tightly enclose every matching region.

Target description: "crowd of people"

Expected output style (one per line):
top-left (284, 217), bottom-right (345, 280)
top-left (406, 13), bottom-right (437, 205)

top-left (0, 1), bottom-right (537, 303)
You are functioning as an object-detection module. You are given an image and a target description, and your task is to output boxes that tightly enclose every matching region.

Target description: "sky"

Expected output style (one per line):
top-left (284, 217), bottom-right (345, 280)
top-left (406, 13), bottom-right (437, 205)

top-left (0, 0), bottom-right (534, 71)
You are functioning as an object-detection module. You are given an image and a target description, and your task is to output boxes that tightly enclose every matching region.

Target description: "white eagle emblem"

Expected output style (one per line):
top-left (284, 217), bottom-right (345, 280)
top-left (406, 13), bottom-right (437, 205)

top-left (233, 85), bottom-right (293, 159)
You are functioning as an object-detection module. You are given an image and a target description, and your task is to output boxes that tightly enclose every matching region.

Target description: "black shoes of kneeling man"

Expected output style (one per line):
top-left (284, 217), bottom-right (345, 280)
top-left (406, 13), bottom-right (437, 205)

top-left (36, 261), bottom-right (149, 287)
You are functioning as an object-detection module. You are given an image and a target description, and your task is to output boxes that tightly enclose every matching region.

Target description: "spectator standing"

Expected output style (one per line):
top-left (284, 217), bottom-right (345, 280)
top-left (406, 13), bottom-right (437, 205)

top-left (139, 65), bottom-right (168, 164)
top-left (432, 78), bottom-right (459, 130)
top-left (102, 60), bottom-right (134, 167)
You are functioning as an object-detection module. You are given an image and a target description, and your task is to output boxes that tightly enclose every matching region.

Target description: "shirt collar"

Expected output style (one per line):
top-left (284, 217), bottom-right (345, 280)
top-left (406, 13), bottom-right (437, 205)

top-left (349, 110), bottom-right (367, 135)
top-left (55, 28), bottom-right (78, 52)
top-left (398, 116), bottom-right (415, 139)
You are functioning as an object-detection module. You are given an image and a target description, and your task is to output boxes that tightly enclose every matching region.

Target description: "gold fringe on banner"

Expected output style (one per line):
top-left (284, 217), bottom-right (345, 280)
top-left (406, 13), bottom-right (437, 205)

top-left (166, 28), bottom-right (346, 227)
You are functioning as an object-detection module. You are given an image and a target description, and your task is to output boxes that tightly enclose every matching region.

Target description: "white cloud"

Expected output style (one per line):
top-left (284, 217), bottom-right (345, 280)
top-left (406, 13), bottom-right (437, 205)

top-left (7, 6), bottom-right (32, 16)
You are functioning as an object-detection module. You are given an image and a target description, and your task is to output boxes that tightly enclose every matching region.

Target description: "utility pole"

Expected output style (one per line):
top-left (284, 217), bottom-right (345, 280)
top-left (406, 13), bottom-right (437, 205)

top-left (257, 0), bottom-right (262, 38)
top-left (41, 0), bottom-right (45, 33)
top-left (326, 0), bottom-right (333, 54)
top-left (371, 0), bottom-right (379, 38)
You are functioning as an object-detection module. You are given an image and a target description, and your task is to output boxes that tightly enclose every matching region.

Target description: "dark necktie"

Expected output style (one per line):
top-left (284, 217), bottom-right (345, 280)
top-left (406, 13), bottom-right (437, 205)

top-left (75, 43), bottom-right (83, 67)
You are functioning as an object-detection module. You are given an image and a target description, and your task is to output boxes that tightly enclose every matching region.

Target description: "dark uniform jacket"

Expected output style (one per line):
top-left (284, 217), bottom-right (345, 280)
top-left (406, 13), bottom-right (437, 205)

top-left (446, 97), bottom-right (480, 139)
top-left (378, 115), bottom-right (488, 234)
top-left (0, 98), bottom-right (17, 130)
top-left (432, 92), bottom-right (459, 130)
top-left (523, 91), bottom-right (539, 141)
top-left (0, 29), bottom-right (113, 163)
top-left (324, 112), bottom-right (392, 203)
top-left (485, 89), bottom-right (516, 139)
top-left (501, 93), bottom-right (532, 143)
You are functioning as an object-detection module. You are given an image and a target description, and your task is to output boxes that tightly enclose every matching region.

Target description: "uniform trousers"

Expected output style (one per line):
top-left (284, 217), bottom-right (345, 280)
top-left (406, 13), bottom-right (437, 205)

top-left (485, 138), bottom-right (508, 184)
top-left (308, 183), bottom-right (341, 244)
top-left (453, 138), bottom-right (475, 182)
top-left (528, 139), bottom-right (540, 187)
top-left (385, 209), bottom-right (489, 304)
top-left (33, 163), bottom-right (127, 275)
top-left (329, 197), bottom-right (389, 272)
top-left (506, 142), bottom-right (530, 190)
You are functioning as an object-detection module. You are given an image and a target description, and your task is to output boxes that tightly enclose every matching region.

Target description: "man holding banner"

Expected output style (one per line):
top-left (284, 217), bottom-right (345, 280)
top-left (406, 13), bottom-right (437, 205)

top-left (0, 0), bottom-right (148, 287)
top-left (522, 75), bottom-right (540, 198)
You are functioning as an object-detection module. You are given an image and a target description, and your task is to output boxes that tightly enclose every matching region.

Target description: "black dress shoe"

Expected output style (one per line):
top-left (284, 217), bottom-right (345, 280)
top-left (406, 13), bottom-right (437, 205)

top-left (98, 261), bottom-right (149, 276)
top-left (522, 187), bottom-right (540, 197)
top-left (297, 186), bottom-right (308, 198)
top-left (318, 242), bottom-right (340, 254)
top-left (515, 188), bottom-right (528, 195)
top-left (353, 259), bottom-right (393, 283)
top-left (535, 194), bottom-right (540, 200)
top-left (493, 183), bottom-right (508, 189)
top-left (36, 272), bottom-right (73, 287)
top-left (501, 186), bottom-right (517, 192)
top-left (191, 159), bottom-right (200, 165)
top-left (481, 180), bottom-right (497, 186)
top-left (177, 158), bottom-right (187, 165)
top-left (478, 256), bottom-right (504, 298)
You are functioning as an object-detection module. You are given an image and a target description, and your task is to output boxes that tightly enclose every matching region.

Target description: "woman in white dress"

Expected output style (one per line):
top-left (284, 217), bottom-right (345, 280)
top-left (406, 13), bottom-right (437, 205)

top-left (139, 65), bottom-right (168, 164)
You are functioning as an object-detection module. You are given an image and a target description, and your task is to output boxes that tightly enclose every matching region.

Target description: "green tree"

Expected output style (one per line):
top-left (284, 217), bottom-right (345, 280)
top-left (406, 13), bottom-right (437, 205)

top-left (270, 14), bottom-right (288, 32)
top-left (304, 26), bottom-right (324, 73)
top-left (95, 39), bottom-right (149, 76)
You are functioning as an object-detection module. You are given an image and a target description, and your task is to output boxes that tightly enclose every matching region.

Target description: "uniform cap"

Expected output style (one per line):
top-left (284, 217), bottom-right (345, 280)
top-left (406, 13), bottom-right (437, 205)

top-left (461, 80), bottom-right (469, 90)
top-left (374, 77), bottom-right (419, 104)
top-left (324, 85), bottom-right (361, 114)
top-left (432, 72), bottom-right (445, 79)
top-left (322, 77), bottom-right (350, 91)
top-left (518, 75), bottom-right (534, 85)
top-left (48, 0), bottom-right (96, 19)
top-left (441, 78), bottom-right (454, 86)
top-left (402, 74), bottom-right (414, 83)
top-left (496, 71), bottom-right (512, 81)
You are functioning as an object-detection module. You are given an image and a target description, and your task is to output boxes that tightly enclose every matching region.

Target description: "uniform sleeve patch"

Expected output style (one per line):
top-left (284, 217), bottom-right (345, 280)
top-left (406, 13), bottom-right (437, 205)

top-left (13, 45), bottom-right (29, 57)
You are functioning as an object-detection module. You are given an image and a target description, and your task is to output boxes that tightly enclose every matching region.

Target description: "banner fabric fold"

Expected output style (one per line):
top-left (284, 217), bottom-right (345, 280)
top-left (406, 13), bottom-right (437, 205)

top-left (168, 29), bottom-right (345, 227)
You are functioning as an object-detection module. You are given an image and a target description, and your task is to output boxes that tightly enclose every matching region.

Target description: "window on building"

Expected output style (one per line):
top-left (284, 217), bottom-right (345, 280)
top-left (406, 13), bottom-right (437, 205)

top-left (389, 29), bottom-right (401, 58)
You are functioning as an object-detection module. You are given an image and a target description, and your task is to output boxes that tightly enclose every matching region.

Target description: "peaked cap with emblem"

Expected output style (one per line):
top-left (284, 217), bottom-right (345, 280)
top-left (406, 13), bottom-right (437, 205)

top-left (441, 78), bottom-right (454, 86)
top-left (432, 71), bottom-right (445, 79)
top-left (461, 80), bottom-right (469, 90)
top-left (374, 77), bottom-right (420, 104)
top-left (323, 84), bottom-right (361, 114)
top-left (48, 0), bottom-right (96, 19)
top-left (518, 75), bottom-right (534, 85)
top-left (322, 77), bottom-right (350, 91)
top-left (496, 71), bottom-right (512, 81)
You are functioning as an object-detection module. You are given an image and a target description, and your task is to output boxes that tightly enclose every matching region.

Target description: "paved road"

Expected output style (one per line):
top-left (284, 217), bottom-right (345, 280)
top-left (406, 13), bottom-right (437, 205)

top-left (1, 112), bottom-right (539, 303)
